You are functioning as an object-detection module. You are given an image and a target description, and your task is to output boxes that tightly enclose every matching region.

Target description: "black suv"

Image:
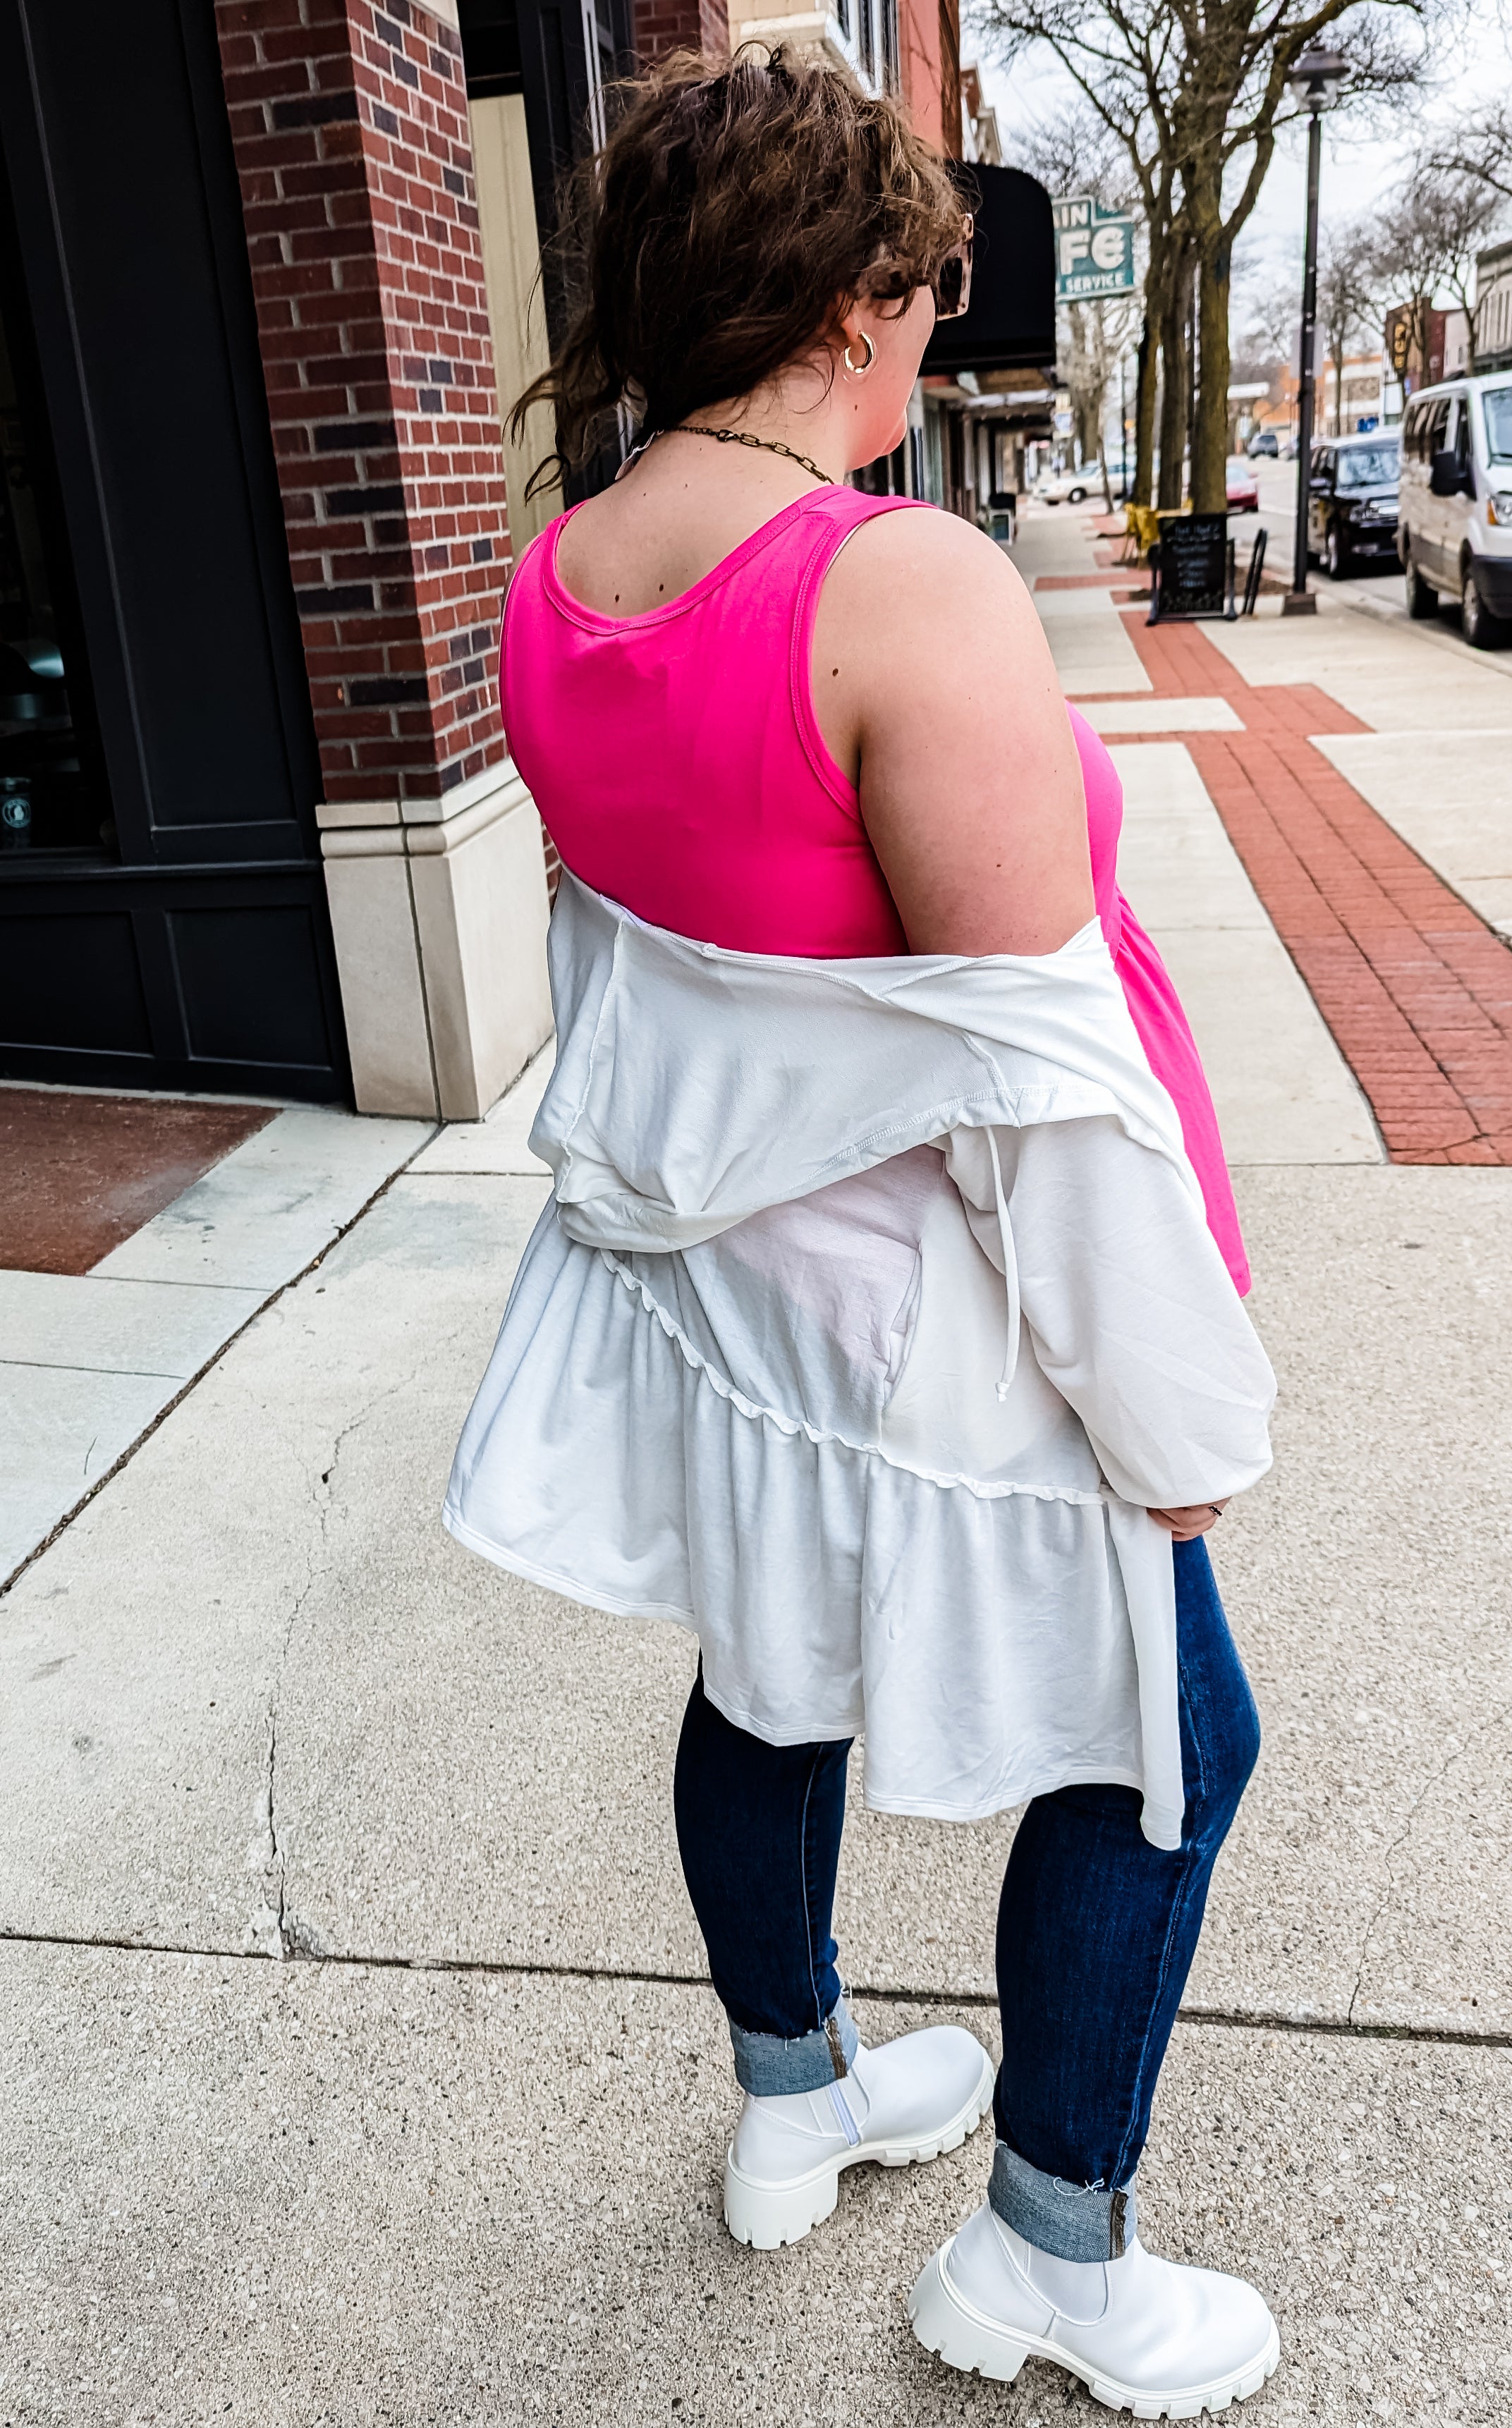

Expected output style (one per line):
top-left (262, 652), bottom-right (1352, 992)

top-left (1305, 436), bottom-right (1402, 577)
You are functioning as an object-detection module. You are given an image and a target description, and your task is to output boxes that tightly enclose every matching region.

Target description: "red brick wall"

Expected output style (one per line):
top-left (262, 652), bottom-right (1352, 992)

top-left (633, 0), bottom-right (728, 65)
top-left (898, 0), bottom-right (951, 149)
top-left (216, 0), bottom-right (511, 806)
top-left (937, 0), bottom-right (961, 155)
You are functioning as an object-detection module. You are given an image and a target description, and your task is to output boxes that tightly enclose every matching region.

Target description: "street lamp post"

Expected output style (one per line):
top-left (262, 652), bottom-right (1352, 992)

top-left (1119, 350), bottom-right (1129, 499)
top-left (1284, 47), bottom-right (1349, 616)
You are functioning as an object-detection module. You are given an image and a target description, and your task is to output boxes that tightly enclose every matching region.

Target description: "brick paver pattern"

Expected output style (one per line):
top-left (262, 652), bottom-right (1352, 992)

top-left (1082, 604), bottom-right (1512, 1163)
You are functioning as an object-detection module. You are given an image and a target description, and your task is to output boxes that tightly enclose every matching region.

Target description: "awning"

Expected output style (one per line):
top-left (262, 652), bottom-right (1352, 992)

top-left (920, 163), bottom-right (1056, 381)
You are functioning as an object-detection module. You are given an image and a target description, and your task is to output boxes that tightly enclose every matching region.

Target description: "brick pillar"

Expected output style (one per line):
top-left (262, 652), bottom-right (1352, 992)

top-left (215, 0), bottom-right (509, 807)
top-left (898, 0), bottom-right (949, 150)
top-left (214, 0), bottom-right (552, 1120)
top-left (633, 0), bottom-right (728, 66)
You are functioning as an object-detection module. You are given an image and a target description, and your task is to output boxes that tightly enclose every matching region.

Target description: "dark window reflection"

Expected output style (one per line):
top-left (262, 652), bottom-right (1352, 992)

top-left (0, 178), bottom-right (114, 858)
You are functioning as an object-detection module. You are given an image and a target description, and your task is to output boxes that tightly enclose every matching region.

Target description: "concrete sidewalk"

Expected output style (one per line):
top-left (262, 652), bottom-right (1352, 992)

top-left (3, 509), bottom-right (1511, 2424)
top-left (1, 1095), bottom-right (434, 1587)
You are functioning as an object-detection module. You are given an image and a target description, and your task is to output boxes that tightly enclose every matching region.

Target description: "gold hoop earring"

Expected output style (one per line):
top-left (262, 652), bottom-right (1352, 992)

top-left (842, 330), bottom-right (876, 377)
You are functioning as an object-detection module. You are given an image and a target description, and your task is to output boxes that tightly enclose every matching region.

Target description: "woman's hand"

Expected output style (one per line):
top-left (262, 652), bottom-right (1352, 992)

top-left (1150, 1501), bottom-right (1229, 1542)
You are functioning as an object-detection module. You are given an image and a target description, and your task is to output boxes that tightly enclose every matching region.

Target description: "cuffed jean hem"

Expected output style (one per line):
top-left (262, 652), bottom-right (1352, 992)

top-left (727, 1994), bottom-right (859, 2096)
top-left (989, 2140), bottom-right (1138, 2264)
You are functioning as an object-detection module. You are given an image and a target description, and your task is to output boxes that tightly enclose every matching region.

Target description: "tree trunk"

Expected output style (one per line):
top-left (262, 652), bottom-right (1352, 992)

top-left (1185, 271), bottom-right (1198, 477)
top-left (1157, 245), bottom-right (1190, 511)
top-left (1192, 210), bottom-right (1231, 515)
top-left (1134, 219), bottom-right (1173, 508)
top-left (1134, 311), bottom-right (1157, 506)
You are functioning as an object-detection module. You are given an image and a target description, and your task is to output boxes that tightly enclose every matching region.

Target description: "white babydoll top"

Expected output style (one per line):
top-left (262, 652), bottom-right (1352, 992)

top-left (445, 872), bottom-right (1276, 1850)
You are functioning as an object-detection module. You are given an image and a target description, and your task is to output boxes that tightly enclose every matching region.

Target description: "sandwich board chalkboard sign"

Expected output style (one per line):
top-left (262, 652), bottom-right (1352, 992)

top-left (1149, 513), bottom-right (1236, 623)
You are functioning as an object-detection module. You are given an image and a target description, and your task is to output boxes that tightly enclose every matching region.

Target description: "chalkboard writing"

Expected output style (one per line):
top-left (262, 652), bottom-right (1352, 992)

top-left (1150, 513), bottom-right (1234, 622)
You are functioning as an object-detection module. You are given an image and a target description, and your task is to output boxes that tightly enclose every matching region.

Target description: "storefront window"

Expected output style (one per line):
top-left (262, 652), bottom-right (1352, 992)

top-left (0, 182), bottom-right (113, 858)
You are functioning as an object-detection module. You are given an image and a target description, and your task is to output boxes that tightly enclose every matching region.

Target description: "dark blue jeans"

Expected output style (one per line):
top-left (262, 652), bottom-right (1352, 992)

top-left (673, 1536), bottom-right (1260, 2261)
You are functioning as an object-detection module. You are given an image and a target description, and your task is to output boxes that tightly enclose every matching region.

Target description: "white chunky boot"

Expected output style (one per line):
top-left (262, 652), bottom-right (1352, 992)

top-left (723, 2027), bottom-right (994, 2251)
top-left (909, 2197), bottom-right (1280, 2417)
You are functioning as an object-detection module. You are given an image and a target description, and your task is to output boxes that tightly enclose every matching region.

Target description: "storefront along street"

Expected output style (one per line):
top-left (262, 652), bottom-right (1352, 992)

top-left (4, 494), bottom-right (1511, 2422)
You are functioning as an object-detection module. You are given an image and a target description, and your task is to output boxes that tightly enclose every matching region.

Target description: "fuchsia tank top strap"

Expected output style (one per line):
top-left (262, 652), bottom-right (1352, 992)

top-left (782, 491), bottom-right (930, 807)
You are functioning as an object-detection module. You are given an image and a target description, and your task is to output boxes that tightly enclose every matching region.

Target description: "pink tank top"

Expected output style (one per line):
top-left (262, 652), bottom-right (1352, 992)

top-left (503, 487), bottom-right (1248, 1294)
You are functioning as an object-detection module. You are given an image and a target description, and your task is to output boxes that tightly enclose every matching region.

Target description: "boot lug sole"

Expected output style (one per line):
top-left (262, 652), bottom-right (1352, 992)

top-left (724, 2049), bottom-right (994, 2249)
top-left (909, 2245), bottom-right (1281, 2416)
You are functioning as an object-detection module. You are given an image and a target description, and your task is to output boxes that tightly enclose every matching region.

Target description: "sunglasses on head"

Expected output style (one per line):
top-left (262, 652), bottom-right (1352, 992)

top-left (932, 215), bottom-right (974, 320)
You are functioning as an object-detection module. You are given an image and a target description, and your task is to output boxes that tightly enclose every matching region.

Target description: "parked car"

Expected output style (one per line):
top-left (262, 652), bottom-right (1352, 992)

top-left (1226, 457), bottom-right (1260, 512)
top-left (1034, 463), bottom-right (1104, 505)
top-left (1247, 429), bottom-right (1279, 458)
top-left (1305, 434), bottom-right (1402, 578)
top-left (1397, 373), bottom-right (1512, 645)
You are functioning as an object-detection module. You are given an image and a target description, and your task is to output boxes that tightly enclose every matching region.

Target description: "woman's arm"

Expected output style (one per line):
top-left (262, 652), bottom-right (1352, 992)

top-left (813, 509), bottom-right (1095, 958)
top-left (946, 1118), bottom-right (1275, 1513)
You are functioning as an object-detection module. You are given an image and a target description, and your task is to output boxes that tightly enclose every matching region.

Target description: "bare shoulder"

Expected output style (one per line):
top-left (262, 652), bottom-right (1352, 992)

top-left (817, 505), bottom-right (1048, 694)
top-left (824, 503), bottom-right (1034, 618)
top-left (812, 502), bottom-right (1090, 955)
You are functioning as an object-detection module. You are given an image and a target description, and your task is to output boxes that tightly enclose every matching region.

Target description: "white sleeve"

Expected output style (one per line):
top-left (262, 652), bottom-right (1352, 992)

top-left (944, 1117), bottom-right (1275, 1509)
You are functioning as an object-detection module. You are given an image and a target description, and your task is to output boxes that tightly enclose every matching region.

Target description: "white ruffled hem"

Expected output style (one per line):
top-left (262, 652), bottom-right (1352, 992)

top-left (446, 1212), bottom-right (1177, 1832)
top-left (598, 1249), bottom-right (1106, 1505)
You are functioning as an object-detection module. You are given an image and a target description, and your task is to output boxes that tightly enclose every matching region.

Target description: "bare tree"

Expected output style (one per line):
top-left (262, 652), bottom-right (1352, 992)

top-left (1317, 219), bottom-right (1379, 431)
top-left (1060, 293), bottom-right (1142, 476)
top-left (1370, 164), bottom-right (1506, 371)
top-left (973, 18), bottom-right (1187, 505)
top-left (1010, 97), bottom-right (1130, 205)
top-left (971, 0), bottom-right (1434, 511)
top-left (1431, 106), bottom-right (1512, 205)
top-left (1236, 269), bottom-right (1300, 370)
top-left (1011, 109), bottom-right (1141, 493)
top-left (1182, 11), bottom-right (1427, 504)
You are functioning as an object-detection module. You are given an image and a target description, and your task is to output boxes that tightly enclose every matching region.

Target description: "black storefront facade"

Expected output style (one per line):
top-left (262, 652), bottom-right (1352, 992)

top-left (853, 163), bottom-right (1056, 513)
top-left (0, 0), bottom-right (628, 1109)
top-left (0, 0), bottom-right (350, 1102)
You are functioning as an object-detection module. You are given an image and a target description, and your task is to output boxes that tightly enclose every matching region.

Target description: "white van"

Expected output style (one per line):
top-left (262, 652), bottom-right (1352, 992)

top-left (1396, 372), bottom-right (1512, 646)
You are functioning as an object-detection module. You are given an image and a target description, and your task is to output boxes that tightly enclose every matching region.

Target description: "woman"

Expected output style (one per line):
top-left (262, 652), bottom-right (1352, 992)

top-left (447, 48), bottom-right (1280, 2413)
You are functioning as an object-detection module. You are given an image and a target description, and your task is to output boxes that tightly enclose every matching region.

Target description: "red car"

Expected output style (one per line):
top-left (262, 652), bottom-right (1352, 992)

top-left (1226, 457), bottom-right (1260, 513)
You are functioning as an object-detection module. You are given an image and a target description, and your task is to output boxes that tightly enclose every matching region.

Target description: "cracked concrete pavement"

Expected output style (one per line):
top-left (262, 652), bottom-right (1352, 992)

top-left (5, 1137), bottom-right (1511, 2424)
top-left (4, 513), bottom-right (1512, 2422)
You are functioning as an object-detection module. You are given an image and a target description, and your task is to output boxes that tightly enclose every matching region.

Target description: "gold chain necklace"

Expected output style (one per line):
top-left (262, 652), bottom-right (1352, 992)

top-left (663, 424), bottom-right (834, 487)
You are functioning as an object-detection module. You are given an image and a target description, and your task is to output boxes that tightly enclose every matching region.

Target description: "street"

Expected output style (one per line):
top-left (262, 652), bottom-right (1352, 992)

top-left (4, 498), bottom-right (1512, 2424)
top-left (1248, 459), bottom-right (1408, 619)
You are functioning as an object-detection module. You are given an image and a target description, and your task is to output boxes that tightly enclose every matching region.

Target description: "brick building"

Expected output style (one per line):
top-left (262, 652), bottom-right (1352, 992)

top-left (1477, 239), bottom-right (1512, 377)
top-left (0, 0), bottom-right (628, 1116)
top-left (0, 0), bottom-right (1047, 1120)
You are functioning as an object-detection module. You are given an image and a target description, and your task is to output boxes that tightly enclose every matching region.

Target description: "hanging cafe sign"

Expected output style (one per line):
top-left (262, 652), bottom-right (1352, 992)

top-left (1054, 197), bottom-right (1138, 300)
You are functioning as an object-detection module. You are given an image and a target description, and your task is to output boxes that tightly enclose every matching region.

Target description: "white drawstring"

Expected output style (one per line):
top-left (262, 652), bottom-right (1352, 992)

top-left (984, 1127), bottom-right (1021, 1402)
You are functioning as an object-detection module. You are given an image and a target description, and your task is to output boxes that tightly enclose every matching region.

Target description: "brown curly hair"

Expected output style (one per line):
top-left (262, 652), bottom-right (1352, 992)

top-left (513, 46), bottom-right (965, 492)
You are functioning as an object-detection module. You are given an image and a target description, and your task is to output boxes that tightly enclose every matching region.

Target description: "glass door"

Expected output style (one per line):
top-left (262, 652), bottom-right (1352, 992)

top-left (0, 166), bottom-right (112, 861)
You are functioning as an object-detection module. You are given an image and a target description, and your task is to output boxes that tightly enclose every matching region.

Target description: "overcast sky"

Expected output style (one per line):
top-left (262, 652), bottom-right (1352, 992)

top-left (968, 8), bottom-right (1512, 327)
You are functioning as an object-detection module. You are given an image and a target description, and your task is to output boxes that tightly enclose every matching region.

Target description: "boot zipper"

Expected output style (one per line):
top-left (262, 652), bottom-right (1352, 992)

top-left (827, 2082), bottom-right (862, 2146)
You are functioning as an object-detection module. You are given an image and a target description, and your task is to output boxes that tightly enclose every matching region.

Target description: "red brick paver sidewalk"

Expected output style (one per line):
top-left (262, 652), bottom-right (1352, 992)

top-left (1036, 573), bottom-right (1147, 590)
top-left (0, 1091), bottom-right (277, 1274)
top-left (1097, 613), bottom-right (1512, 1162)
